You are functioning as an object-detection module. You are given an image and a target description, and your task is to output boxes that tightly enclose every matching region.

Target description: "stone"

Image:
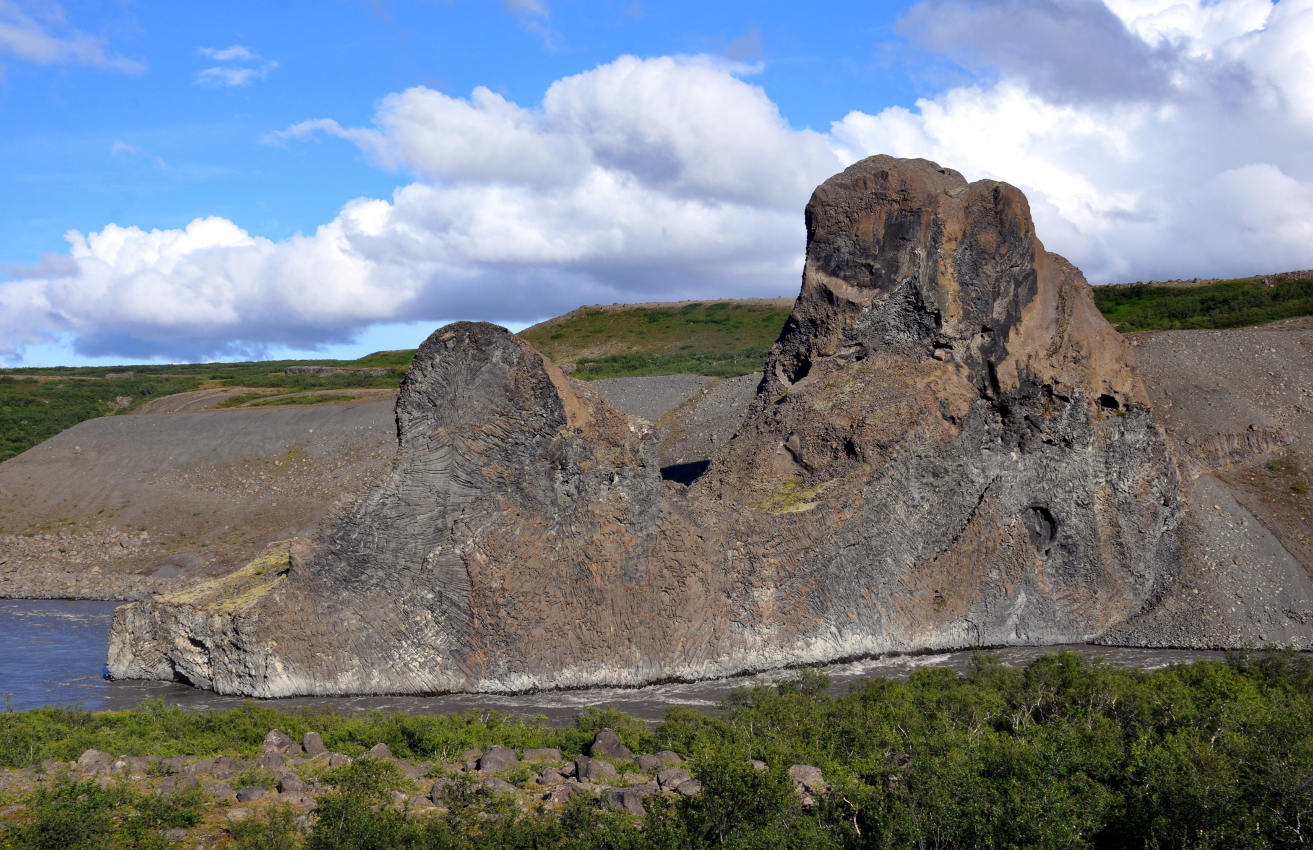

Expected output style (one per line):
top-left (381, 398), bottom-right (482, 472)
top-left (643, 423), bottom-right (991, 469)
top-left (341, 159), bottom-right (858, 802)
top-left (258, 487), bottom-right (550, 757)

top-left (654, 751), bottom-right (684, 766)
top-left (604, 786), bottom-right (650, 816)
top-left (326, 753), bottom-right (351, 767)
top-left (574, 756), bottom-right (618, 784)
top-left (657, 767), bottom-right (691, 791)
top-left (76, 749), bottom-right (111, 769)
top-left (256, 753), bottom-right (284, 771)
top-left (635, 754), bottom-right (663, 772)
top-left (367, 743), bottom-right (393, 760)
top-left (277, 773), bottom-right (306, 794)
top-left (543, 784), bottom-right (586, 804)
top-left (538, 767), bottom-right (565, 785)
top-left (751, 760), bottom-right (767, 772)
top-left (586, 729), bottom-right (632, 761)
top-left (458, 749), bottom-right (483, 772)
top-left (154, 775), bottom-right (199, 795)
top-left (522, 747), bottom-right (562, 763)
top-left (203, 780), bottom-right (234, 799)
top-left (235, 785), bottom-right (269, 803)
top-left (476, 745), bottom-right (519, 773)
top-left (788, 764), bottom-right (826, 795)
top-left (107, 156), bottom-right (1182, 697)
top-left (481, 776), bottom-right (517, 793)
top-left (302, 732), bottom-right (327, 756)
top-left (263, 729), bottom-right (300, 756)
top-left (429, 777), bottom-right (453, 803)
top-left (675, 778), bottom-right (702, 795)
top-left (210, 756), bottom-right (239, 779)
top-left (226, 808), bottom-right (252, 823)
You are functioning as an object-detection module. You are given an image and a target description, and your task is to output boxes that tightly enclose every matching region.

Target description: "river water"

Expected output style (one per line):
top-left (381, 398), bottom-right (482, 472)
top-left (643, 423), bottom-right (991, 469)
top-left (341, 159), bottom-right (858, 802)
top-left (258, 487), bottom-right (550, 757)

top-left (1, 599), bottom-right (1231, 723)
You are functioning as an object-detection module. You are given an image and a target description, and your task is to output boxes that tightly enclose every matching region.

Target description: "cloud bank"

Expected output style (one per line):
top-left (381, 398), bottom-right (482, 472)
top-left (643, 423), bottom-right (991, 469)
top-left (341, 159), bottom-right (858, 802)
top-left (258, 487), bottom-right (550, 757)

top-left (3, 0), bottom-right (1311, 362)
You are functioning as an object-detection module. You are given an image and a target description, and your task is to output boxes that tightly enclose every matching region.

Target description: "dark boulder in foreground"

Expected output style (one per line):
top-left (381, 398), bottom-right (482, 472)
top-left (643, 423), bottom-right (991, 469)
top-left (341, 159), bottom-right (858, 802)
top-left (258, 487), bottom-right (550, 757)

top-left (108, 156), bottom-right (1182, 696)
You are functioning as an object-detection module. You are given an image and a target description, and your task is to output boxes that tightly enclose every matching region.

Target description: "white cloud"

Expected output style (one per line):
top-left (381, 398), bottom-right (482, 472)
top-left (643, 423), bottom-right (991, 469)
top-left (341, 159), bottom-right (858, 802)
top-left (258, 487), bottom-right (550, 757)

top-left (194, 44), bottom-right (276, 87)
top-left (4, 2), bottom-right (1313, 363)
top-left (0, 1), bottom-right (144, 72)
top-left (198, 44), bottom-right (257, 62)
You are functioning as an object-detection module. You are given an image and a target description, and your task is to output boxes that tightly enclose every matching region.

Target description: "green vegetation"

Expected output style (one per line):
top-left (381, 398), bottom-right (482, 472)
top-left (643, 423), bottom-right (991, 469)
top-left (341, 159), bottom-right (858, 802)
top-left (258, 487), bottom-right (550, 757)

top-left (2, 775), bottom-right (206, 849)
top-left (0, 373), bottom-right (202, 462)
top-left (1093, 275), bottom-right (1313, 331)
top-left (3, 652), bottom-right (1312, 848)
top-left (0, 350), bottom-right (411, 463)
top-left (520, 300), bottom-right (791, 379)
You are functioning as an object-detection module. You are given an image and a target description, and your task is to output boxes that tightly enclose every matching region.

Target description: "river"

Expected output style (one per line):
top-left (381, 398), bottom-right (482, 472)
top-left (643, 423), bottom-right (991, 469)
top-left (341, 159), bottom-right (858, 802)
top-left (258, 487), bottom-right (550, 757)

top-left (1, 599), bottom-right (1231, 723)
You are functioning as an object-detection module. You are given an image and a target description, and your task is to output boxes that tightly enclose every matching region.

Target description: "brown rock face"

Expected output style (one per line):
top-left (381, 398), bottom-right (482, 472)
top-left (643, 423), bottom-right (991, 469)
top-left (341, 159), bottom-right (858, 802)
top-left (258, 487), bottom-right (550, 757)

top-left (108, 156), bottom-right (1182, 696)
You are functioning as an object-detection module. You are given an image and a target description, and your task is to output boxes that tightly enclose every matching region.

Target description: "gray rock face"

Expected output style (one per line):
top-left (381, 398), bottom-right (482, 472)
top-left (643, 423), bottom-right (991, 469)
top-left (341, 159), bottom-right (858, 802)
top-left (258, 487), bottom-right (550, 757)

top-left (477, 746), bottom-right (519, 773)
top-left (107, 156), bottom-right (1183, 697)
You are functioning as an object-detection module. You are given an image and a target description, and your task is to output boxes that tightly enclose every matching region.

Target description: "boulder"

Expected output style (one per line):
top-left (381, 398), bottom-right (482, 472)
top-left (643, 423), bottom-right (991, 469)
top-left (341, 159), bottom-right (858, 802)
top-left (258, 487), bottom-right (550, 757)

top-left (76, 749), bottom-right (111, 770)
top-left (204, 780), bottom-right (234, 799)
top-left (656, 767), bottom-right (692, 791)
top-left (480, 776), bottom-right (517, 793)
top-left (277, 773), bottom-right (306, 794)
top-left (476, 745), bottom-right (519, 773)
top-left (235, 786), bottom-right (269, 803)
top-left (263, 729), bottom-right (299, 756)
top-left (635, 754), bottom-right (663, 772)
top-left (538, 767), bottom-right (565, 785)
top-left (256, 753), bottom-right (284, 771)
top-left (302, 732), bottom-right (327, 756)
top-left (585, 729), bottom-right (632, 761)
top-left (675, 778), bottom-right (702, 796)
top-left (788, 764), bottom-right (826, 795)
top-left (107, 156), bottom-right (1182, 697)
top-left (574, 756), bottom-right (618, 784)
top-left (604, 786), bottom-right (651, 816)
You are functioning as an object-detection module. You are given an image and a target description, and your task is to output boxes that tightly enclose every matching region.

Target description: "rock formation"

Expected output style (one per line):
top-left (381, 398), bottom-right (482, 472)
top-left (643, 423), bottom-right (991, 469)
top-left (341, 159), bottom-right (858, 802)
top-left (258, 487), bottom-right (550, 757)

top-left (108, 156), bottom-right (1182, 696)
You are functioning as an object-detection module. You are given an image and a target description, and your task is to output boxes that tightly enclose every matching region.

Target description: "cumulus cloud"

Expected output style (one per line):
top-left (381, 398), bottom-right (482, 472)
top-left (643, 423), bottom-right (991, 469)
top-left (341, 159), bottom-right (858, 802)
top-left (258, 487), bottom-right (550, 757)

top-left (195, 44), bottom-right (276, 87)
top-left (2, 56), bottom-right (840, 361)
top-left (4, 1), bottom-right (1312, 363)
top-left (0, 1), bottom-right (144, 72)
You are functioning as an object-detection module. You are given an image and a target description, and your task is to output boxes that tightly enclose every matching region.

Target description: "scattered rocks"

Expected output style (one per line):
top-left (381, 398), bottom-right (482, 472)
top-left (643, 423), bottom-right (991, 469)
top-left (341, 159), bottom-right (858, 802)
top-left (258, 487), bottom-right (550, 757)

top-left (76, 749), bottom-right (111, 769)
top-left (656, 767), bottom-right (691, 791)
top-left (586, 729), bottom-right (632, 761)
top-left (277, 773), bottom-right (306, 794)
top-left (235, 786), bottom-right (269, 803)
top-left (476, 745), bottom-right (519, 773)
top-left (367, 743), bottom-right (394, 760)
top-left (574, 756), bottom-right (618, 784)
top-left (303, 731), bottom-right (327, 756)
top-left (604, 786), bottom-right (651, 816)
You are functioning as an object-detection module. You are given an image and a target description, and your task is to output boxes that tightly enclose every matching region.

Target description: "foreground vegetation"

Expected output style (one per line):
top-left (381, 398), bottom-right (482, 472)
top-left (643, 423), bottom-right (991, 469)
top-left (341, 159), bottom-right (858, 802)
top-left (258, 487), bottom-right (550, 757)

top-left (2, 651), bottom-right (1311, 848)
top-left (1093, 274), bottom-right (1313, 331)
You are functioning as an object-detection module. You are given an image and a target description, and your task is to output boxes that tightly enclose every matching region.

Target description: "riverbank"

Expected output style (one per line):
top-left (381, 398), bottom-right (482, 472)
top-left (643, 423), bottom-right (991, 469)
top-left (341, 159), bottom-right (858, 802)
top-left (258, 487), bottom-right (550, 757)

top-left (2, 651), bottom-right (1310, 849)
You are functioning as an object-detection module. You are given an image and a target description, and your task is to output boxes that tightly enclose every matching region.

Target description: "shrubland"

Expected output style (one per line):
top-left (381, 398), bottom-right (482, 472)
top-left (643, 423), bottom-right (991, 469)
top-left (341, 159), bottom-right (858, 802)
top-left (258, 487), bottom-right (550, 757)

top-left (2, 651), bottom-right (1311, 848)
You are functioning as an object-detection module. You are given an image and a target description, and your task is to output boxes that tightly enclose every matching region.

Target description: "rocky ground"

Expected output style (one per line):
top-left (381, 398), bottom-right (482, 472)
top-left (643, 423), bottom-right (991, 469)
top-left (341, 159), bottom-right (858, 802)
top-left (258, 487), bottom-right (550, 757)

top-left (0, 727), bottom-right (827, 847)
top-left (0, 400), bottom-right (395, 600)
top-left (1102, 318), bottom-right (1313, 648)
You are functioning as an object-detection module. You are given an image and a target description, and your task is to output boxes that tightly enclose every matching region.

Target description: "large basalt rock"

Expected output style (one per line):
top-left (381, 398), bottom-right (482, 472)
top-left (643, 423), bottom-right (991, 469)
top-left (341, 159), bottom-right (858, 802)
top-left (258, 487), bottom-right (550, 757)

top-left (108, 156), bottom-right (1182, 696)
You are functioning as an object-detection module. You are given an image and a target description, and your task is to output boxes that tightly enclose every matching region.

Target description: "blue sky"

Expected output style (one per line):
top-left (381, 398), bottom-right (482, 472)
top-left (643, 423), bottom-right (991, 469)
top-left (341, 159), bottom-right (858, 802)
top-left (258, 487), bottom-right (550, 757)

top-left (2, 0), bottom-right (1311, 366)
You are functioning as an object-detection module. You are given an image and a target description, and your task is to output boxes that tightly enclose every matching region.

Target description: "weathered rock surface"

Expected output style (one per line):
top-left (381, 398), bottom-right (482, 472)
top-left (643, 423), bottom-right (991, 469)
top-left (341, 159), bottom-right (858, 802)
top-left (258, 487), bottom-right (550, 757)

top-left (108, 156), bottom-right (1183, 696)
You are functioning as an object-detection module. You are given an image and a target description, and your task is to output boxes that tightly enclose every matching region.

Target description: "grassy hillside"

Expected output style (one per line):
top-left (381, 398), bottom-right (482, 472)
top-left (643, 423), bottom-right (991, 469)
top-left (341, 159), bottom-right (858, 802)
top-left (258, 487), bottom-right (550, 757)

top-left (0, 352), bottom-right (413, 463)
top-left (519, 299), bottom-right (792, 379)
top-left (1094, 274), bottom-right (1313, 331)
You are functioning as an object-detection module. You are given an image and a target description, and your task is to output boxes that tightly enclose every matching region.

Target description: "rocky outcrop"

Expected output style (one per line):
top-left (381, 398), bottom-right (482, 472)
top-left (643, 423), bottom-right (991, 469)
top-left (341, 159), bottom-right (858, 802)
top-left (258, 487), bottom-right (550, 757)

top-left (108, 156), bottom-right (1182, 696)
